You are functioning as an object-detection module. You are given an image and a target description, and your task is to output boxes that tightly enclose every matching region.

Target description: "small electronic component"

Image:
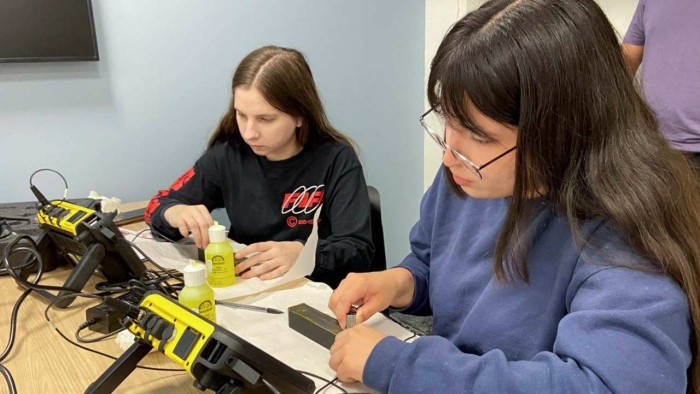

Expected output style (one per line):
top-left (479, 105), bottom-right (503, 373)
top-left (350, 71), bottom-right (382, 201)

top-left (346, 306), bottom-right (358, 329)
top-left (288, 303), bottom-right (343, 349)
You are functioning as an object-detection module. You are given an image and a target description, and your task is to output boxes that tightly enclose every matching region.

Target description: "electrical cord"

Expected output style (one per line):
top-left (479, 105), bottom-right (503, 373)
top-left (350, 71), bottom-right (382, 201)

top-left (123, 230), bottom-right (189, 300)
top-left (148, 226), bottom-right (181, 244)
top-left (94, 271), bottom-right (183, 301)
top-left (0, 234), bottom-right (45, 394)
top-left (0, 289), bottom-right (32, 394)
top-left (126, 240), bottom-right (184, 284)
top-left (299, 370), bottom-right (349, 394)
top-left (314, 377), bottom-right (343, 394)
top-left (0, 364), bottom-right (16, 394)
top-left (2, 234), bottom-right (83, 294)
top-left (307, 324), bottom-right (419, 394)
top-left (75, 320), bottom-right (125, 344)
top-left (5, 200), bottom-right (373, 391)
top-left (129, 227), bottom-right (152, 241)
top-left (0, 253), bottom-right (37, 277)
top-left (0, 290), bottom-right (32, 363)
top-left (43, 292), bottom-right (184, 372)
top-left (0, 217), bottom-right (30, 222)
top-left (29, 168), bottom-right (69, 225)
top-left (0, 169), bottom-right (183, 392)
top-left (262, 377), bottom-right (282, 394)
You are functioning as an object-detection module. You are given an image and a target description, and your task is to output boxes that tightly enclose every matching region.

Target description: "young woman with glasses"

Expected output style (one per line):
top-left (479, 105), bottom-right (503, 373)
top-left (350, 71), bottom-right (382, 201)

top-left (327, 1), bottom-right (700, 392)
top-left (145, 46), bottom-right (374, 289)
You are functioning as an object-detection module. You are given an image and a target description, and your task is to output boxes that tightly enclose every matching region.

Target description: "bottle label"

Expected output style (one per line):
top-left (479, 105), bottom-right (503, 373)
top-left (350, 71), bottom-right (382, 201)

top-left (207, 256), bottom-right (227, 273)
top-left (198, 300), bottom-right (216, 322)
top-left (205, 247), bottom-right (236, 287)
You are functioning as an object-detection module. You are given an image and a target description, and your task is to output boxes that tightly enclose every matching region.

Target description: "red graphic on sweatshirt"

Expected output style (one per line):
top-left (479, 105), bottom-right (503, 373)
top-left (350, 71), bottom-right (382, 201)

top-left (281, 185), bottom-right (324, 214)
top-left (171, 168), bottom-right (195, 191)
top-left (145, 168), bottom-right (195, 224)
top-left (286, 216), bottom-right (321, 228)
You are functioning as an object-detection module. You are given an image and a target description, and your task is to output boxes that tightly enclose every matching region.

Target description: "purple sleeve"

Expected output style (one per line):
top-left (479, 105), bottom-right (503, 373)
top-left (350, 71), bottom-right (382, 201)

top-left (624, 0), bottom-right (646, 46)
top-left (392, 168), bottom-right (445, 316)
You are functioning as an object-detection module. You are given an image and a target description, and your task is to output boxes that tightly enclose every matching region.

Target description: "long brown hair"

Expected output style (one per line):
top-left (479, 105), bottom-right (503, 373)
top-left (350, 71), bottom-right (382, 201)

top-left (429, 0), bottom-right (700, 390)
top-left (208, 45), bottom-right (353, 150)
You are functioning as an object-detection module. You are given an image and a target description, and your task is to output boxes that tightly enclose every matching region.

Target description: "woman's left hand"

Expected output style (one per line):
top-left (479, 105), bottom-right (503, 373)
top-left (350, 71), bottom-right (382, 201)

top-left (234, 241), bottom-right (303, 280)
top-left (329, 325), bottom-right (386, 383)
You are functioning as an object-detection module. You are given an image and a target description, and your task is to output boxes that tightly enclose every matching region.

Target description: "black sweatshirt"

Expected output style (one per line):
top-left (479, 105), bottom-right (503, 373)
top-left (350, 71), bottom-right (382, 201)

top-left (145, 138), bottom-right (374, 288)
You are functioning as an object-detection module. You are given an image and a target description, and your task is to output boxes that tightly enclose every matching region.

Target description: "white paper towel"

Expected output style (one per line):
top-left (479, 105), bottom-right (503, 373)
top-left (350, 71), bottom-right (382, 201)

top-left (127, 207), bottom-right (321, 300)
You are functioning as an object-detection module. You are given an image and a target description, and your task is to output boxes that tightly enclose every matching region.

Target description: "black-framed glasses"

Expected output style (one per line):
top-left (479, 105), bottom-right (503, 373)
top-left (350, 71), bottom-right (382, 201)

top-left (420, 107), bottom-right (516, 180)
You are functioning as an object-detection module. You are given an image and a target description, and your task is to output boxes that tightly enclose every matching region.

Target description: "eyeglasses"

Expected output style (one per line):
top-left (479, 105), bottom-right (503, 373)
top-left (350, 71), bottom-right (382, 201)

top-left (420, 107), bottom-right (516, 180)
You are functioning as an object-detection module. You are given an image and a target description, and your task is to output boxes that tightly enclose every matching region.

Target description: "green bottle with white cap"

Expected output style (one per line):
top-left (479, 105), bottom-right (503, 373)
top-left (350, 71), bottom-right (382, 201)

top-left (204, 221), bottom-right (236, 287)
top-left (179, 260), bottom-right (216, 322)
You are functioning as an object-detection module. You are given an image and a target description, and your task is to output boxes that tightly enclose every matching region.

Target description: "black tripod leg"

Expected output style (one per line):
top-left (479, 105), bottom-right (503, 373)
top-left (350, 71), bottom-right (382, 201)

top-left (84, 340), bottom-right (153, 394)
top-left (53, 243), bottom-right (105, 308)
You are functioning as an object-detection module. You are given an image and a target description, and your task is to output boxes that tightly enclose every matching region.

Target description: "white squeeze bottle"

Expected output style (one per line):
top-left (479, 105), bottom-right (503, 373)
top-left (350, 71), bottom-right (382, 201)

top-left (178, 260), bottom-right (217, 322)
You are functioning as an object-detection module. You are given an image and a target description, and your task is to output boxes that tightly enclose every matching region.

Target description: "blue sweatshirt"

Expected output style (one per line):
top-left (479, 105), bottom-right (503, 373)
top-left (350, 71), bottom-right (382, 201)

top-left (363, 168), bottom-right (691, 394)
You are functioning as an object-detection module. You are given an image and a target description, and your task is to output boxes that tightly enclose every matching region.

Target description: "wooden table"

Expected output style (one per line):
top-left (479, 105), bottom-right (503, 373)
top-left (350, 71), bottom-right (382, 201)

top-left (0, 202), bottom-right (211, 393)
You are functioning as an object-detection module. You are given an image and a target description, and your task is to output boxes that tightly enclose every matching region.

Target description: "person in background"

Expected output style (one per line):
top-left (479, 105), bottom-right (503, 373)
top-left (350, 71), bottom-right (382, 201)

top-left (146, 46), bottom-right (374, 289)
top-left (623, 0), bottom-right (700, 169)
top-left (327, 1), bottom-right (700, 393)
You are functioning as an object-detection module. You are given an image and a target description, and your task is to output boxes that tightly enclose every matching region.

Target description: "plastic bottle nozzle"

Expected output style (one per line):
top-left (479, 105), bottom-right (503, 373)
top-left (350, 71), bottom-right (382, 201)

top-left (183, 259), bottom-right (206, 286)
top-left (208, 221), bottom-right (227, 243)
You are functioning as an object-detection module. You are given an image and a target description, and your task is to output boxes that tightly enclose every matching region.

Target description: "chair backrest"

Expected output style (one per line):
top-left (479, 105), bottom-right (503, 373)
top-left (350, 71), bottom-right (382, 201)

top-left (367, 185), bottom-right (387, 271)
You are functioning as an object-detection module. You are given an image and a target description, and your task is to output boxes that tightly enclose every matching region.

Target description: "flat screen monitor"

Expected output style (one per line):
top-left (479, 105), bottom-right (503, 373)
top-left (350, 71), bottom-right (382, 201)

top-left (0, 0), bottom-right (99, 63)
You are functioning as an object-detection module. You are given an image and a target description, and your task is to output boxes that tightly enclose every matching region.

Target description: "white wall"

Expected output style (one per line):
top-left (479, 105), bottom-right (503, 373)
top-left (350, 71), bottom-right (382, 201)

top-left (0, 0), bottom-right (425, 267)
top-left (423, 0), bottom-right (640, 190)
top-left (424, 0), bottom-right (469, 190)
top-left (596, 0), bottom-right (639, 39)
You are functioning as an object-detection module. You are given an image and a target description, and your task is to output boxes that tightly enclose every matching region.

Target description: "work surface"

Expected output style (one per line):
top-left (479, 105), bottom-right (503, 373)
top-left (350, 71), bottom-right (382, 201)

top-left (0, 202), bottom-right (415, 393)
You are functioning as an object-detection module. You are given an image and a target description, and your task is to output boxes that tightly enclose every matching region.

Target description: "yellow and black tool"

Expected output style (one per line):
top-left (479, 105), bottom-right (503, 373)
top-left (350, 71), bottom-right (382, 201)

top-left (29, 198), bottom-right (146, 308)
top-left (85, 292), bottom-right (315, 394)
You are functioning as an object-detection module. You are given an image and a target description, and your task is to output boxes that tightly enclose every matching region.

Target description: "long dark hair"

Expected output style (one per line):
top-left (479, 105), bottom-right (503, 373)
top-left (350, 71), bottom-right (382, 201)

top-left (428, 0), bottom-right (700, 390)
top-left (208, 45), bottom-right (353, 149)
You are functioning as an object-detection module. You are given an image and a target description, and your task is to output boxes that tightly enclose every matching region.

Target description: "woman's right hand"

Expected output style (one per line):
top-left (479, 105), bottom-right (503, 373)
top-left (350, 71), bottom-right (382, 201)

top-left (328, 268), bottom-right (415, 328)
top-left (163, 204), bottom-right (214, 248)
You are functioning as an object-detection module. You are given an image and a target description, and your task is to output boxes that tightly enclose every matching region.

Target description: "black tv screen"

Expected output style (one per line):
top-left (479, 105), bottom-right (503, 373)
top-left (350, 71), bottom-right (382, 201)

top-left (0, 0), bottom-right (98, 63)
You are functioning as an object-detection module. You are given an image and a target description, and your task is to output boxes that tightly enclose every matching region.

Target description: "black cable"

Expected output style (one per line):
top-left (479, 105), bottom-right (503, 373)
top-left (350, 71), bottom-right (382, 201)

top-left (29, 168), bottom-right (69, 221)
top-left (0, 289), bottom-right (32, 363)
top-left (314, 377), bottom-right (341, 394)
top-left (0, 253), bottom-right (37, 277)
top-left (75, 321), bottom-right (125, 344)
top-left (299, 370), bottom-right (348, 394)
top-left (93, 270), bottom-right (183, 301)
top-left (0, 216), bottom-right (30, 222)
top-left (149, 226), bottom-right (180, 244)
top-left (127, 228), bottom-right (189, 298)
top-left (127, 240), bottom-right (184, 284)
top-left (0, 364), bottom-right (17, 394)
top-left (0, 235), bottom-right (45, 394)
top-left (129, 228), bottom-right (152, 242)
top-left (1, 234), bottom-right (79, 293)
top-left (43, 292), bottom-right (184, 372)
top-left (308, 327), bottom-right (419, 394)
top-left (140, 271), bottom-right (182, 298)
top-left (95, 273), bottom-right (183, 293)
top-left (262, 378), bottom-right (282, 394)
top-left (0, 289), bottom-right (31, 394)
